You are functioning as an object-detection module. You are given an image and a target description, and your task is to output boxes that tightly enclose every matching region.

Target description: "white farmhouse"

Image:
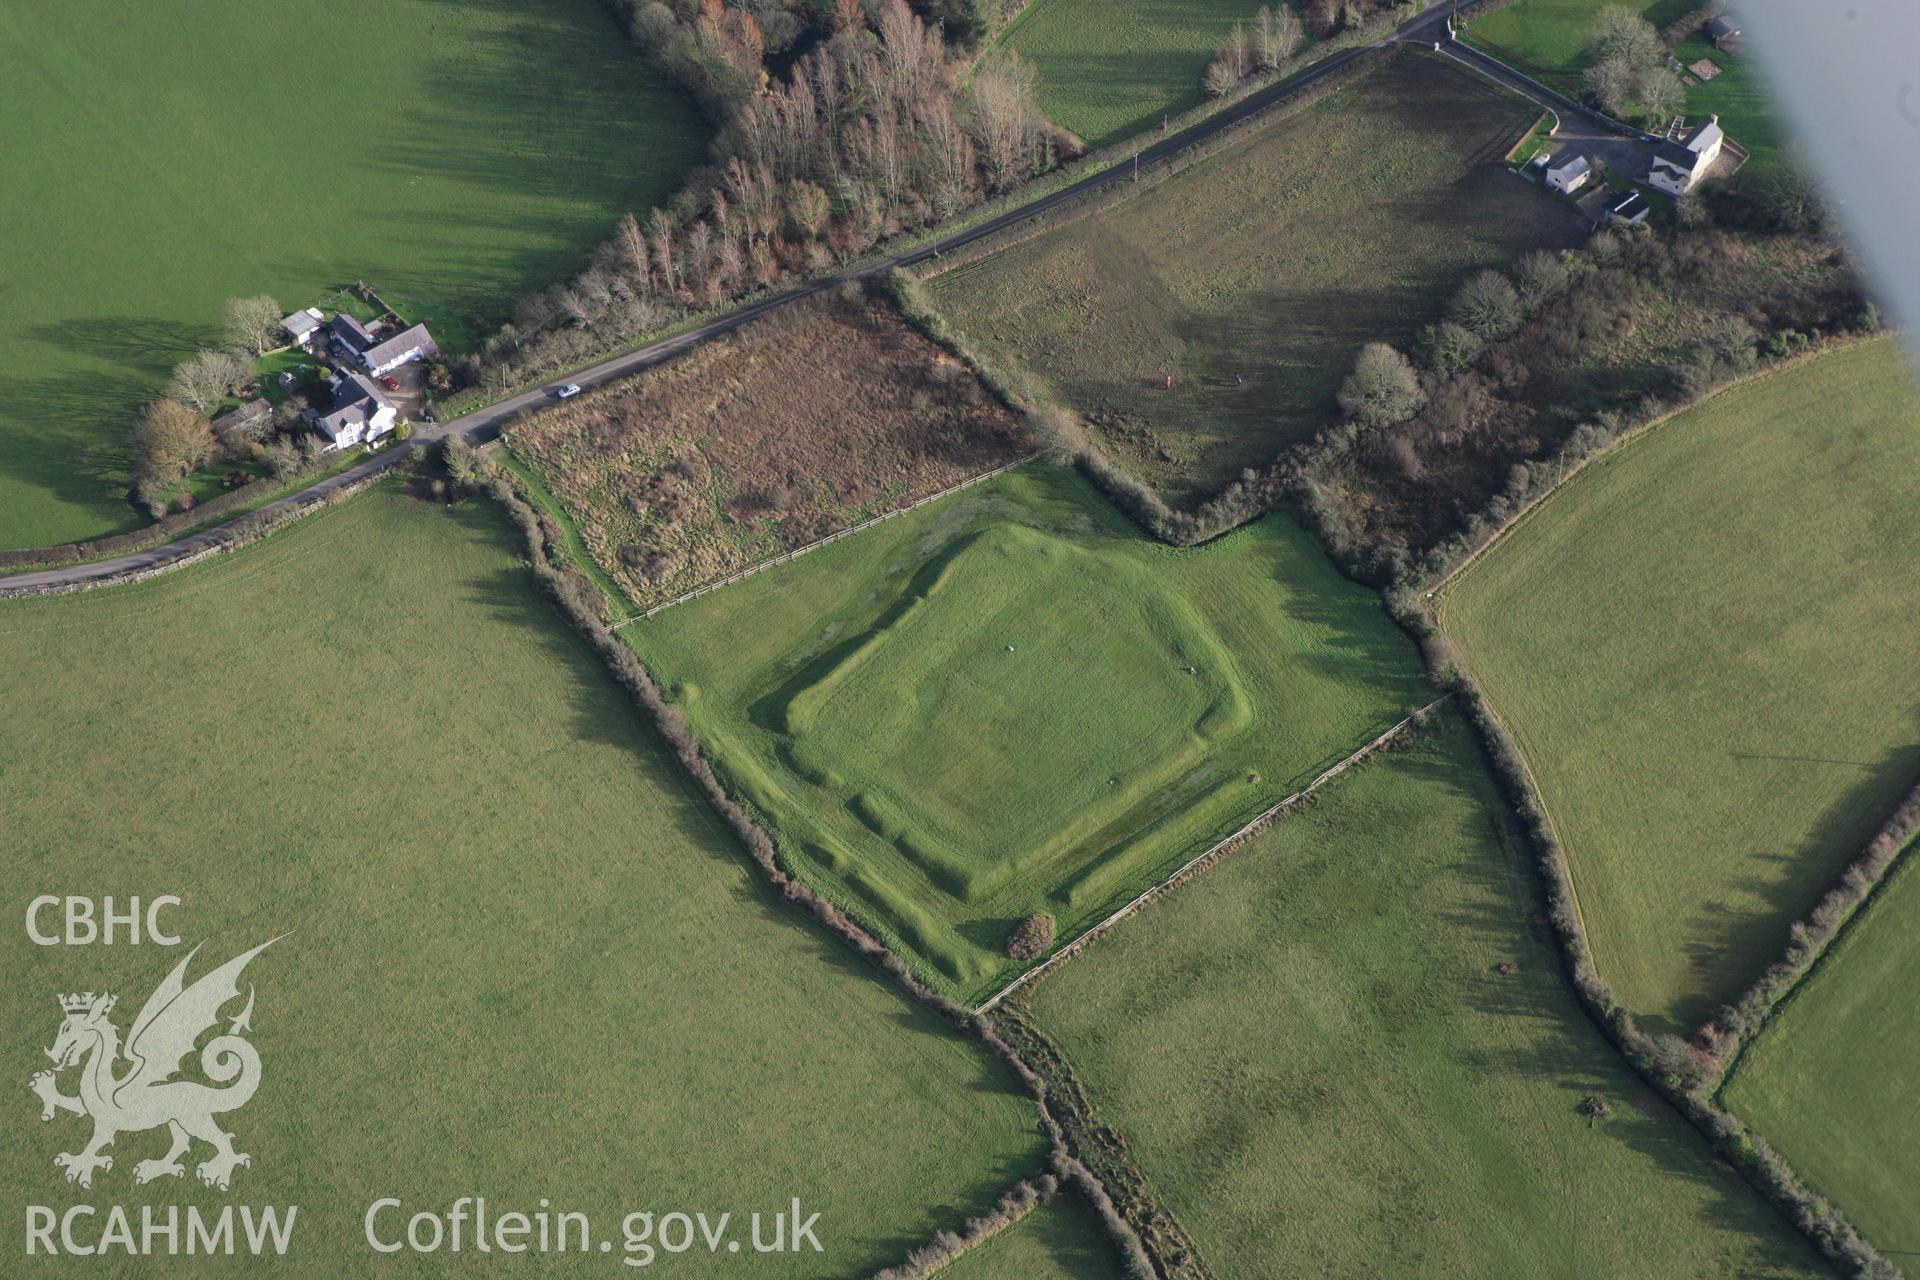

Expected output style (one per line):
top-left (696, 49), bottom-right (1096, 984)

top-left (309, 371), bottom-right (397, 451)
top-left (1544, 151), bottom-right (1594, 194)
top-left (1646, 116), bottom-right (1724, 196)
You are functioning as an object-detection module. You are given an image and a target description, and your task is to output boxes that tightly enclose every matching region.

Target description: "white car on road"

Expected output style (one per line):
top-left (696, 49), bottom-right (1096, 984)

top-left (554, 383), bottom-right (582, 399)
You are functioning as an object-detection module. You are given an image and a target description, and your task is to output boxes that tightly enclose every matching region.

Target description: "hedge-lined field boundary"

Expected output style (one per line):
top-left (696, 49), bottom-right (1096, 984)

top-left (1375, 337), bottom-right (1901, 1277)
top-left (0, 465), bottom-right (394, 600)
top-left (616, 453), bottom-right (1040, 625)
top-left (0, 445), bottom-right (387, 575)
top-left (976, 695), bottom-right (1447, 1014)
top-left (990, 1003), bottom-right (1206, 1280)
top-left (1390, 602), bottom-right (1899, 1278)
top-left (1420, 333), bottom-right (1878, 604)
top-left (915, 48), bottom-right (1389, 282)
top-left (871, 1171), bottom-right (1057, 1279)
top-left (474, 457), bottom-right (1162, 1277)
top-left (1706, 786), bottom-right (1920, 1080)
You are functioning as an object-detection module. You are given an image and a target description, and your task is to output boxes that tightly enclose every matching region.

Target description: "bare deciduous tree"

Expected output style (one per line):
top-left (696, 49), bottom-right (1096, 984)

top-left (166, 349), bottom-right (251, 414)
top-left (1338, 342), bottom-right (1424, 428)
top-left (1254, 4), bottom-right (1302, 71)
top-left (965, 49), bottom-right (1042, 187)
top-left (1513, 249), bottom-right (1571, 311)
top-left (783, 179), bottom-right (830, 241)
top-left (1449, 270), bottom-right (1524, 340)
top-left (1582, 7), bottom-right (1676, 121)
top-left (221, 295), bottom-right (284, 355)
top-left (133, 398), bottom-right (215, 487)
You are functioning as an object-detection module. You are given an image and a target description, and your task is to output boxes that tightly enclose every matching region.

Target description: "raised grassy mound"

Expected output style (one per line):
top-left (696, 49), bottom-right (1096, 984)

top-left (0, 0), bottom-right (704, 550)
top-left (1024, 714), bottom-right (1827, 1278)
top-left (1438, 338), bottom-right (1920, 1031)
top-left (0, 485), bottom-right (1043, 1274)
top-left (507, 287), bottom-right (1030, 608)
top-left (926, 50), bottom-right (1580, 502)
top-left (1720, 843), bottom-right (1920, 1246)
top-left (630, 463), bottom-right (1427, 998)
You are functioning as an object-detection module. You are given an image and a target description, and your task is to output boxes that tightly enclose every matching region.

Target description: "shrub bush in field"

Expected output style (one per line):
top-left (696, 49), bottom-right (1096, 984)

top-left (1008, 913), bottom-right (1057, 960)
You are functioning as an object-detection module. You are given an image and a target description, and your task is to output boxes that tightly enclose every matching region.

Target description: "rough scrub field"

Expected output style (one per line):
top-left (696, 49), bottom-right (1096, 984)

top-left (927, 51), bottom-right (1580, 503)
top-left (628, 463), bottom-right (1428, 1001)
top-left (1437, 338), bottom-right (1920, 1032)
top-left (0, 0), bottom-right (704, 551)
top-left (506, 288), bottom-right (1030, 609)
top-left (0, 485), bottom-right (1043, 1276)
top-left (1720, 843), bottom-right (1920, 1249)
top-left (1022, 714), bottom-right (1827, 1278)
top-left (1295, 223), bottom-right (1860, 581)
top-left (994, 0), bottom-right (1261, 148)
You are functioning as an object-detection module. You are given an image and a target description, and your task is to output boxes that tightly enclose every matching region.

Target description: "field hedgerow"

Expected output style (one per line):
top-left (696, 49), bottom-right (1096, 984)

top-left (1437, 338), bottom-right (1920, 1032)
top-left (627, 462), bottom-right (1427, 1000)
top-left (0, 484), bottom-right (1045, 1275)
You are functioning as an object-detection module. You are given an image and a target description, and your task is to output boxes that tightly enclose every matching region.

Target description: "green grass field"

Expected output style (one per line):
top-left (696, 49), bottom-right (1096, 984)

top-left (937, 1195), bottom-right (1124, 1279)
top-left (996, 0), bottom-right (1258, 147)
top-left (1439, 338), bottom-right (1920, 1032)
top-left (0, 486), bottom-right (1043, 1275)
top-left (1720, 843), bottom-right (1920, 1251)
top-left (1024, 714), bottom-right (1827, 1278)
top-left (928, 52), bottom-right (1579, 501)
top-left (0, 1), bottom-right (704, 551)
top-left (1464, 0), bottom-right (1787, 172)
top-left (629, 463), bottom-right (1428, 1000)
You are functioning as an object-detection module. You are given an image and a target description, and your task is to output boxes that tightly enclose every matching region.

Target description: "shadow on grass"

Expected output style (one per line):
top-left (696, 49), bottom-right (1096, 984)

top-left (1407, 743), bottom-right (1824, 1269)
top-left (1663, 730), bottom-right (1920, 1036)
top-left (0, 383), bottom-right (152, 543)
top-left (328, 0), bottom-right (705, 334)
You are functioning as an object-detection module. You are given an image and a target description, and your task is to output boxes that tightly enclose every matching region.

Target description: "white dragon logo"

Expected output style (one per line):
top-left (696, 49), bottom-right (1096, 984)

top-left (29, 938), bottom-right (280, 1192)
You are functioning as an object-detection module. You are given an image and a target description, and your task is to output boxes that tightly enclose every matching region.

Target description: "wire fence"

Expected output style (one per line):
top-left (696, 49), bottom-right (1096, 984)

top-left (614, 454), bottom-right (1039, 627)
top-left (974, 694), bottom-right (1451, 1015)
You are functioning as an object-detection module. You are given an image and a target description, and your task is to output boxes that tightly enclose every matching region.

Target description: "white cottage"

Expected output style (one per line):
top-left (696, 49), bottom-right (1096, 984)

top-left (1647, 117), bottom-right (1724, 196)
top-left (1544, 151), bottom-right (1594, 194)
top-left (309, 371), bottom-right (397, 450)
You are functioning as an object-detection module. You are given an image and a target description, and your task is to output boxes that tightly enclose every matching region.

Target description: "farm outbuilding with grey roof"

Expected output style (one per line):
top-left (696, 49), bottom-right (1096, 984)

top-left (357, 323), bottom-right (438, 376)
top-left (280, 307), bottom-right (325, 346)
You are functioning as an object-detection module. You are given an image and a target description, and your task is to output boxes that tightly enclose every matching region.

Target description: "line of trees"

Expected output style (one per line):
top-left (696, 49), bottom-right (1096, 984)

top-left (1703, 782), bottom-right (1920, 1066)
top-left (873, 1172), bottom-right (1058, 1279)
top-left (1203, 4), bottom-right (1303, 96)
top-left (1286, 214), bottom-right (1871, 587)
top-left (471, 0), bottom-right (1072, 390)
top-left (1400, 618), bottom-right (1898, 1279)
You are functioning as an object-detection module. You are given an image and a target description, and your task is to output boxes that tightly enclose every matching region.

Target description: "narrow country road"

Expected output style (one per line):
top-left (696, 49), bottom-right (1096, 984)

top-left (0, 1), bottom-right (1612, 597)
